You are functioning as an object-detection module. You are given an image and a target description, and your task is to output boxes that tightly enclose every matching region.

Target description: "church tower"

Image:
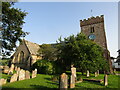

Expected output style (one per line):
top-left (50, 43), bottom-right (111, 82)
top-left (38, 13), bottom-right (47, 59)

top-left (80, 15), bottom-right (113, 74)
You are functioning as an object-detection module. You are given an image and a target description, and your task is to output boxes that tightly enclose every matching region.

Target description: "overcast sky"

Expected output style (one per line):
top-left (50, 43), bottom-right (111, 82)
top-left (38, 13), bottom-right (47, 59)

top-left (13, 2), bottom-right (118, 57)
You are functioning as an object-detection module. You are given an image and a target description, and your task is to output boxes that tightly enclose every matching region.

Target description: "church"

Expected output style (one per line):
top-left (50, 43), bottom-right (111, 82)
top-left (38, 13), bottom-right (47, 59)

top-left (11, 39), bottom-right (42, 70)
top-left (11, 15), bottom-right (113, 73)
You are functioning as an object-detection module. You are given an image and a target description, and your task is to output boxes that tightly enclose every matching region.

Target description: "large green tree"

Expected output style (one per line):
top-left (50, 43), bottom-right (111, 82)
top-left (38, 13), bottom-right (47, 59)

top-left (38, 44), bottom-right (57, 61)
top-left (57, 33), bottom-right (109, 73)
top-left (1, 2), bottom-right (28, 56)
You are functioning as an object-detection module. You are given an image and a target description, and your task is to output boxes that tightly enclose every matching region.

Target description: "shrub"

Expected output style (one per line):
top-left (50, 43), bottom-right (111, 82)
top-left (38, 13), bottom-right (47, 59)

top-left (32, 59), bottom-right (54, 74)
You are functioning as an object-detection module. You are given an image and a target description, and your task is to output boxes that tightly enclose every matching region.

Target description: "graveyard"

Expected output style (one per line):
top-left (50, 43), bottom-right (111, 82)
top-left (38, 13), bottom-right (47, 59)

top-left (0, 2), bottom-right (119, 89)
top-left (0, 64), bottom-right (119, 89)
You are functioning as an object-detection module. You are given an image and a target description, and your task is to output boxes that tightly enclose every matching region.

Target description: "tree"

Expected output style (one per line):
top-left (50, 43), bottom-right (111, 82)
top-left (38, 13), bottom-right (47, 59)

top-left (1, 2), bottom-right (28, 56)
top-left (38, 44), bottom-right (57, 61)
top-left (57, 33), bottom-right (109, 73)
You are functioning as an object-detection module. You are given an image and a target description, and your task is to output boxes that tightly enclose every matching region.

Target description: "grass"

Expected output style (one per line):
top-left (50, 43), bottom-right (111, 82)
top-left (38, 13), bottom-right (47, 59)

top-left (2, 74), bottom-right (58, 89)
top-left (1, 72), bottom-right (120, 89)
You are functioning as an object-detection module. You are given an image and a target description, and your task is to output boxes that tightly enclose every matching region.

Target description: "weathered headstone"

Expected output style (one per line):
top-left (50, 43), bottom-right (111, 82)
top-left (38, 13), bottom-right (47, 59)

top-left (87, 70), bottom-right (90, 77)
top-left (104, 74), bottom-right (108, 86)
top-left (71, 67), bottom-right (76, 81)
top-left (8, 64), bottom-right (15, 75)
top-left (18, 69), bottom-right (25, 81)
top-left (3, 66), bottom-right (9, 74)
top-left (25, 70), bottom-right (30, 79)
top-left (0, 79), bottom-right (7, 85)
top-left (0, 65), bottom-right (4, 69)
top-left (10, 73), bottom-right (18, 83)
top-left (17, 67), bottom-right (20, 75)
top-left (59, 73), bottom-right (68, 89)
top-left (32, 69), bottom-right (37, 78)
top-left (97, 70), bottom-right (99, 76)
top-left (15, 66), bottom-right (18, 71)
top-left (95, 72), bottom-right (98, 77)
top-left (70, 74), bottom-right (75, 88)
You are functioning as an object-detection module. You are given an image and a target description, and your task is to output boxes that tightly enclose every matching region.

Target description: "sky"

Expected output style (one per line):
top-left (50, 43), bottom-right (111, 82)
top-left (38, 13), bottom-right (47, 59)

top-left (13, 2), bottom-right (118, 57)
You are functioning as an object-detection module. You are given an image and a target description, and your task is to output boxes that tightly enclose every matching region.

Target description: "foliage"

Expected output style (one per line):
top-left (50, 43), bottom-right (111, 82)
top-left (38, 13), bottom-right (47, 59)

top-left (38, 44), bottom-right (57, 61)
top-left (0, 59), bottom-right (10, 66)
top-left (57, 33), bottom-right (109, 73)
top-left (1, 2), bottom-right (28, 56)
top-left (32, 59), bottom-right (54, 74)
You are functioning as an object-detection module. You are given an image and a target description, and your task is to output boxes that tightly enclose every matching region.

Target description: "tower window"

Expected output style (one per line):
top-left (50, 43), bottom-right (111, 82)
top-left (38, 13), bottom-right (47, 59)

top-left (90, 27), bottom-right (95, 33)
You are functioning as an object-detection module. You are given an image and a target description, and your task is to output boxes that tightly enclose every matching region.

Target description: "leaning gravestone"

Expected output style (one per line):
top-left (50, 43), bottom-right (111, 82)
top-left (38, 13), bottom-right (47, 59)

top-left (10, 73), bottom-right (18, 83)
top-left (14, 66), bottom-right (17, 71)
top-left (104, 74), bottom-right (108, 86)
top-left (87, 70), bottom-right (90, 77)
top-left (59, 73), bottom-right (68, 89)
top-left (18, 69), bottom-right (25, 81)
top-left (17, 67), bottom-right (20, 75)
top-left (25, 70), bottom-right (30, 79)
top-left (3, 66), bottom-right (9, 74)
top-left (97, 70), bottom-right (99, 76)
top-left (8, 64), bottom-right (15, 75)
top-left (70, 74), bottom-right (75, 88)
top-left (32, 69), bottom-right (37, 78)
top-left (95, 72), bottom-right (98, 77)
top-left (0, 79), bottom-right (7, 85)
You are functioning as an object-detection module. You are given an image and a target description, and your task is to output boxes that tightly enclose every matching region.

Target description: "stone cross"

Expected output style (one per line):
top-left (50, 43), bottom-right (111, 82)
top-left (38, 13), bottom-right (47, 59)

top-left (0, 79), bottom-right (7, 85)
top-left (59, 73), bottom-right (68, 89)
top-left (18, 69), bottom-right (25, 81)
top-left (3, 66), bottom-right (9, 74)
top-left (25, 70), bottom-right (30, 79)
top-left (70, 74), bottom-right (75, 88)
top-left (10, 73), bottom-right (18, 83)
top-left (87, 70), bottom-right (90, 77)
top-left (104, 74), bottom-right (108, 86)
top-left (32, 69), bottom-right (37, 78)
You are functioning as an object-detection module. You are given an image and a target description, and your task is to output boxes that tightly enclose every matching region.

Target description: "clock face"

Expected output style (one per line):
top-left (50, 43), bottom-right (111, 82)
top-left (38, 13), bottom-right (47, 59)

top-left (88, 34), bottom-right (96, 40)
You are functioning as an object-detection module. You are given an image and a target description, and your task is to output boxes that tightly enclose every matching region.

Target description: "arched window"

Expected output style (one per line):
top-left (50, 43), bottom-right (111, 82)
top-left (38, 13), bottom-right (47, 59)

top-left (18, 51), bottom-right (25, 63)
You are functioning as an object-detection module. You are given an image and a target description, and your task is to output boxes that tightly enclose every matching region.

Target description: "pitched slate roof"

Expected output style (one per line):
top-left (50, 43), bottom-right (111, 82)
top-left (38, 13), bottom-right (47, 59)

top-left (24, 40), bottom-right (40, 55)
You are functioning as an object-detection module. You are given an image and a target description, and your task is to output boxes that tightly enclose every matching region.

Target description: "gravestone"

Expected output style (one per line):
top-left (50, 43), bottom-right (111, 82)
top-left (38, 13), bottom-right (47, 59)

top-left (3, 66), bottom-right (9, 74)
top-left (70, 74), bottom-right (75, 88)
top-left (15, 66), bottom-right (18, 71)
top-left (17, 67), bottom-right (20, 75)
top-left (104, 74), bottom-right (108, 86)
top-left (71, 67), bottom-right (76, 81)
top-left (8, 64), bottom-right (15, 75)
top-left (18, 69), bottom-right (25, 81)
top-left (0, 65), bottom-right (4, 69)
top-left (0, 79), bottom-right (7, 85)
top-left (32, 69), bottom-right (37, 78)
top-left (59, 73), bottom-right (68, 89)
top-left (25, 70), bottom-right (30, 79)
top-left (10, 73), bottom-right (18, 83)
top-left (87, 70), bottom-right (89, 77)
top-left (97, 70), bottom-right (99, 75)
top-left (95, 72), bottom-right (98, 77)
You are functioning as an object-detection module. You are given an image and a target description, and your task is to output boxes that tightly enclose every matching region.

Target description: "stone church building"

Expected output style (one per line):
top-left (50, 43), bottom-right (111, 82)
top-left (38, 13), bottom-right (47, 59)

top-left (11, 15), bottom-right (113, 73)
top-left (11, 39), bottom-right (42, 70)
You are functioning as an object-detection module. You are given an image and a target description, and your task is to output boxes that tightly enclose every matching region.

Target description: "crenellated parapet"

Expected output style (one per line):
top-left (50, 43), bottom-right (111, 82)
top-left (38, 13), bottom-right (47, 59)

top-left (80, 15), bottom-right (104, 27)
